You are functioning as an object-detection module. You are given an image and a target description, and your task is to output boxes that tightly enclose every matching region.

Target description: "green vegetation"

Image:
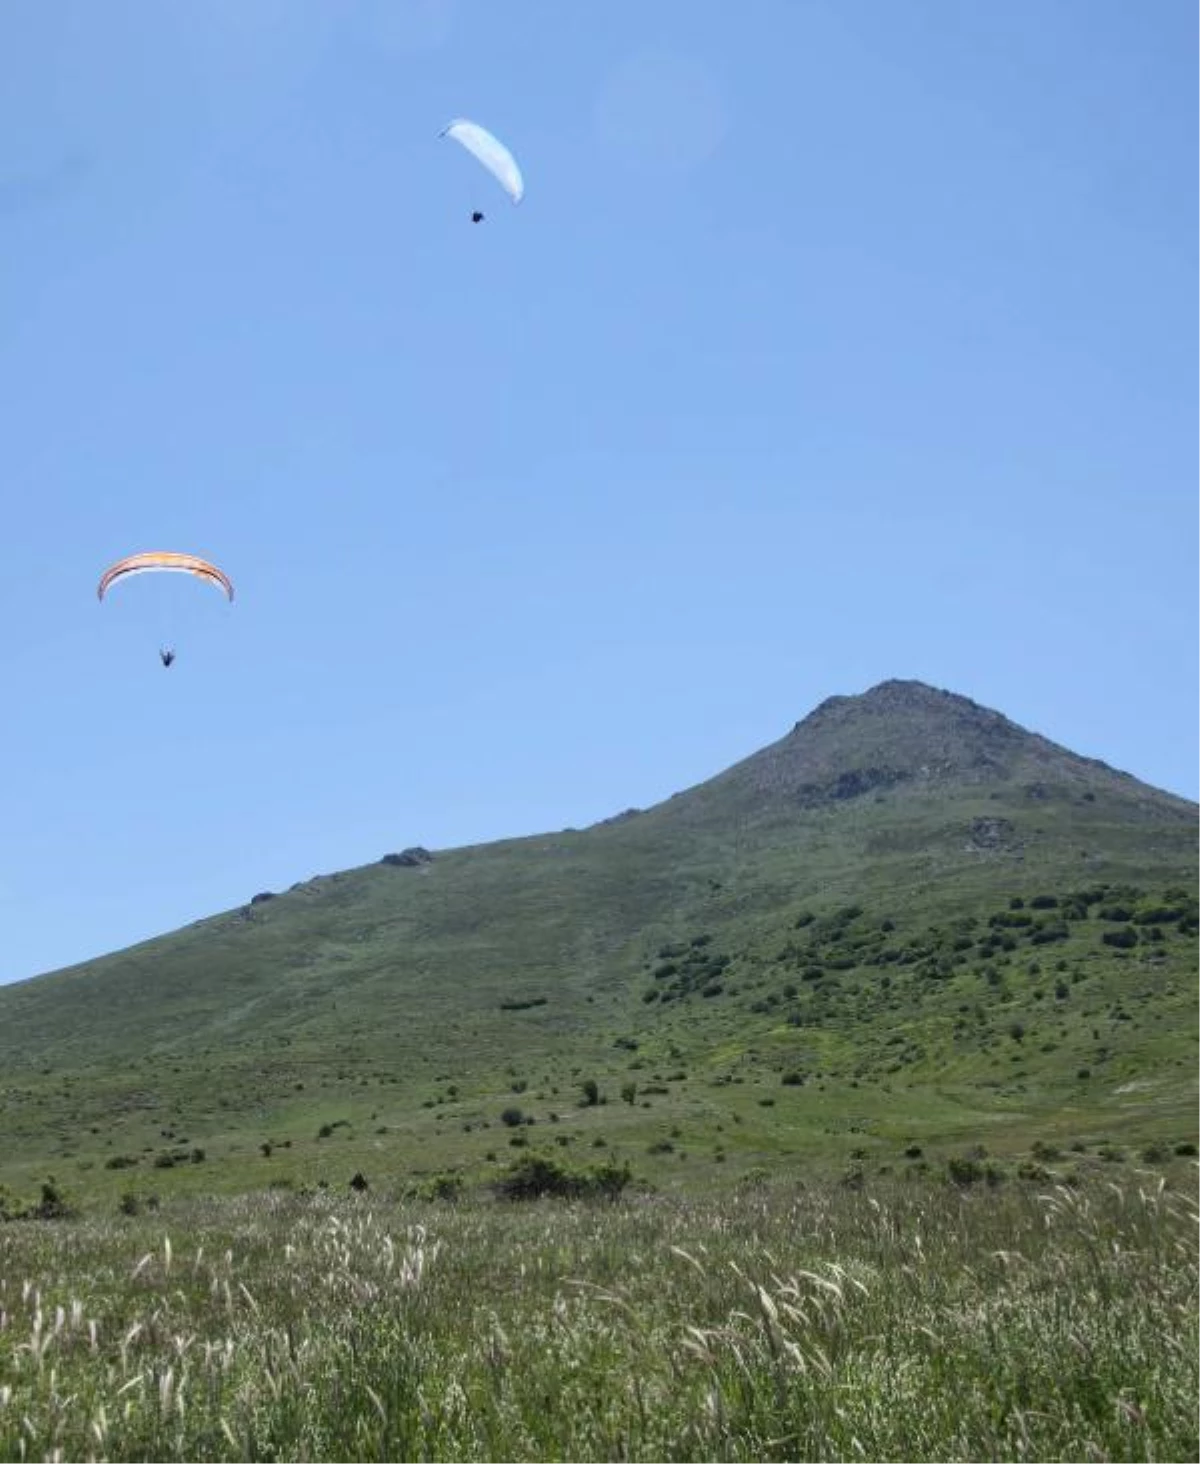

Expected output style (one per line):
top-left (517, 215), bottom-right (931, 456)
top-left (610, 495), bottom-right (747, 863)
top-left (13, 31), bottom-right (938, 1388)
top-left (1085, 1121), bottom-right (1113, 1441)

top-left (0, 680), bottom-right (1193, 1461)
top-left (0, 681), bottom-right (1194, 1206)
top-left (0, 1174), bottom-right (1193, 1462)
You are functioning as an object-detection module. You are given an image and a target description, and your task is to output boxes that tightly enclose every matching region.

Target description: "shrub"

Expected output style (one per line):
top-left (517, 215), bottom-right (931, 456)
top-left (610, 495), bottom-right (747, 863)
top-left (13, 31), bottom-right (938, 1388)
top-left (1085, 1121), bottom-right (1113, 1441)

top-left (1030, 923), bottom-right (1069, 945)
top-left (493, 1155), bottom-right (631, 1202)
top-left (500, 1107), bottom-right (525, 1128)
top-left (425, 1174), bottom-right (462, 1202)
top-left (947, 1156), bottom-right (985, 1186)
top-left (29, 1181), bottom-right (75, 1220)
top-left (1102, 928), bottom-right (1137, 949)
top-left (1132, 903), bottom-right (1187, 925)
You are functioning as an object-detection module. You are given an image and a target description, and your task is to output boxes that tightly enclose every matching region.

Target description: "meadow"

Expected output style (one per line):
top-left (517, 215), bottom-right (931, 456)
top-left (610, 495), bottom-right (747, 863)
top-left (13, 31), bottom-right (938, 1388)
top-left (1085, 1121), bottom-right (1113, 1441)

top-left (1, 1170), bottom-right (1195, 1462)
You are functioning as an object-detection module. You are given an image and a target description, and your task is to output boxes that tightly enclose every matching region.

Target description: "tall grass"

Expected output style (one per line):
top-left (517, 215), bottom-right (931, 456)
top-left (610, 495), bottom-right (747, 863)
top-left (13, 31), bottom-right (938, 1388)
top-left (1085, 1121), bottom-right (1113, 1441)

top-left (0, 1175), bottom-right (1195, 1461)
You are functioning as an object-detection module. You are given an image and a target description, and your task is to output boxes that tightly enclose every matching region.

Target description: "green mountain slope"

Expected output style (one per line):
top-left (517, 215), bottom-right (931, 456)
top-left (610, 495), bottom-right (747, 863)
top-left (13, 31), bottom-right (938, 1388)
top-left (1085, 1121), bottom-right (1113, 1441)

top-left (1, 680), bottom-right (1195, 1203)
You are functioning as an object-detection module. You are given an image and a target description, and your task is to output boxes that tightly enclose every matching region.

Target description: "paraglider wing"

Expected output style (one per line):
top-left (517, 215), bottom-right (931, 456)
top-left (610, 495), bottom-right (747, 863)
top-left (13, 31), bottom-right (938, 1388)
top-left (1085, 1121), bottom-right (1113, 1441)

top-left (97, 552), bottom-right (235, 603)
top-left (440, 119), bottom-right (524, 204)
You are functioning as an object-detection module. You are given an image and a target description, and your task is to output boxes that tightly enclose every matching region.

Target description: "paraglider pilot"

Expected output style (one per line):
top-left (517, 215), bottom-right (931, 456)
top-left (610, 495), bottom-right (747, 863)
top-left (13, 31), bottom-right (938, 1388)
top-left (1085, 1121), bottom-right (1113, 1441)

top-left (471, 211), bottom-right (485, 223)
top-left (159, 647), bottom-right (176, 668)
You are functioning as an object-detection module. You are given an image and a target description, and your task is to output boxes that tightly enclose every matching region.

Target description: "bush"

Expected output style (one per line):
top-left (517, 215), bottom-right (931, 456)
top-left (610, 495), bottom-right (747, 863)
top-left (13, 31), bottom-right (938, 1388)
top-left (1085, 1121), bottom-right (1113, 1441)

top-left (493, 1155), bottom-right (631, 1202)
top-left (424, 1174), bottom-right (462, 1202)
top-left (28, 1181), bottom-right (75, 1220)
top-left (1132, 903), bottom-right (1187, 925)
top-left (500, 1107), bottom-right (525, 1128)
top-left (947, 1156), bottom-right (985, 1186)
top-left (1030, 923), bottom-right (1069, 945)
top-left (1102, 928), bottom-right (1137, 949)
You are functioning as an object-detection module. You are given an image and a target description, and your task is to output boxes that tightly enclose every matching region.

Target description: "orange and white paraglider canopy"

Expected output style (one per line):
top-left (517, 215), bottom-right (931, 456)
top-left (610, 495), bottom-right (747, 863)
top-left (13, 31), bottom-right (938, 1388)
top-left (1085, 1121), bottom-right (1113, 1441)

top-left (97, 551), bottom-right (235, 602)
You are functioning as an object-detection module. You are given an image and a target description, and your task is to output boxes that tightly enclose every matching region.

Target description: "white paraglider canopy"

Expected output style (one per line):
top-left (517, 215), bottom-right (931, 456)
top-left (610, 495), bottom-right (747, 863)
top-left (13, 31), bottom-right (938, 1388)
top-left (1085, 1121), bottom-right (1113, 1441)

top-left (440, 119), bottom-right (524, 204)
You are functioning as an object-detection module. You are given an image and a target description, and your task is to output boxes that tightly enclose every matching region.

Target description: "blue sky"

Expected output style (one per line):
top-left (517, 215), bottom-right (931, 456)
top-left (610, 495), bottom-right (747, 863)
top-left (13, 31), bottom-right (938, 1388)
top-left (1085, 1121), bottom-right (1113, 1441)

top-left (1, 0), bottom-right (1195, 986)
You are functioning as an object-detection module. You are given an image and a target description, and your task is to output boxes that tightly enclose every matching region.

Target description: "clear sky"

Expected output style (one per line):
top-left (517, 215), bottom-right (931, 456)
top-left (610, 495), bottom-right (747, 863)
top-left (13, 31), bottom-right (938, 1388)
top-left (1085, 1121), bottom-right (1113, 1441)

top-left (1, 0), bottom-right (1196, 987)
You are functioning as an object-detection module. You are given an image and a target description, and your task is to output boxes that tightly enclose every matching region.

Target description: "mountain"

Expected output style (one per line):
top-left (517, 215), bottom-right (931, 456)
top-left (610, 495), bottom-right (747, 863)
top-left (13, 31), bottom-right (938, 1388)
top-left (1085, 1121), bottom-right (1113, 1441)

top-left (1, 680), bottom-right (1195, 1203)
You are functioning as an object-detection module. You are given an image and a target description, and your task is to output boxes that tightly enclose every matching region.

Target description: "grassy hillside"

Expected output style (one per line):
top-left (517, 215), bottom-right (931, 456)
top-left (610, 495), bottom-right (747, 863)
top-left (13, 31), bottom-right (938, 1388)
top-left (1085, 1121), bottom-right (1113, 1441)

top-left (1, 680), bottom-right (1195, 1208)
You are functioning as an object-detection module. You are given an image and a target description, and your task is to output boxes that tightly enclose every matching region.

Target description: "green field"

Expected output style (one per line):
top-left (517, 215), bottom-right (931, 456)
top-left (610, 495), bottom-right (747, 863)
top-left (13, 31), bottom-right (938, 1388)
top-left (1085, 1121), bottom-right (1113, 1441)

top-left (1, 1172), bottom-right (1195, 1462)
